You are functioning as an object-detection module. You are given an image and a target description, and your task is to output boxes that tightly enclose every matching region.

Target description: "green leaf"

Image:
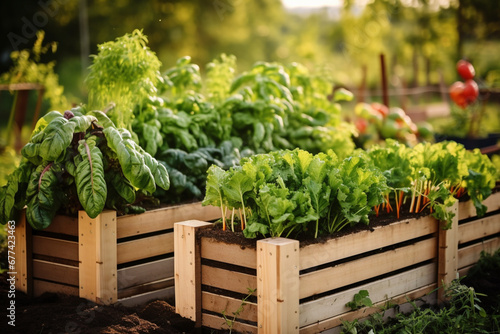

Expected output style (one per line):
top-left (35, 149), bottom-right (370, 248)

top-left (222, 170), bottom-right (253, 209)
top-left (74, 137), bottom-right (107, 219)
top-left (25, 163), bottom-right (62, 230)
top-left (108, 172), bottom-right (136, 204)
top-left (103, 127), bottom-right (156, 193)
top-left (69, 115), bottom-right (97, 133)
top-left (87, 110), bottom-right (116, 128)
top-left (39, 117), bottom-right (76, 161)
top-left (203, 165), bottom-right (228, 208)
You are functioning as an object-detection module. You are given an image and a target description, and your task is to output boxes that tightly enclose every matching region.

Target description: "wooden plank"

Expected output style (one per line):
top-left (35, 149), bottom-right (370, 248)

top-left (438, 201), bottom-right (458, 302)
top-left (202, 313), bottom-right (257, 334)
top-left (118, 277), bottom-right (174, 299)
top-left (458, 264), bottom-right (475, 278)
top-left (118, 257), bottom-right (174, 290)
top-left (174, 220), bottom-right (212, 325)
top-left (32, 236), bottom-right (78, 261)
top-left (300, 215), bottom-right (437, 271)
top-left (13, 211), bottom-right (32, 295)
top-left (32, 259), bottom-right (79, 286)
top-left (202, 265), bottom-right (257, 296)
top-left (96, 211), bottom-right (118, 304)
top-left (117, 202), bottom-right (219, 239)
top-left (257, 238), bottom-right (300, 334)
top-left (299, 284), bottom-right (437, 334)
top-left (299, 237), bottom-right (437, 300)
top-left (457, 237), bottom-right (500, 269)
top-left (33, 279), bottom-right (79, 297)
top-left (118, 286), bottom-right (175, 308)
top-left (201, 237), bottom-right (257, 269)
top-left (79, 211), bottom-right (118, 305)
top-left (202, 291), bottom-right (258, 323)
top-left (42, 215), bottom-right (78, 236)
top-left (458, 214), bottom-right (500, 245)
top-left (117, 233), bottom-right (174, 265)
top-left (458, 192), bottom-right (500, 221)
top-left (299, 263), bottom-right (436, 327)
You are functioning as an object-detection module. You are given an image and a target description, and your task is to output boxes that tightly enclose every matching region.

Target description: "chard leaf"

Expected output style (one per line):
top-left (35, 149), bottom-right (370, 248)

top-left (69, 115), bottom-right (97, 133)
top-left (202, 165), bottom-right (228, 208)
top-left (243, 221), bottom-right (269, 239)
top-left (74, 138), bottom-right (107, 218)
top-left (108, 172), bottom-right (136, 203)
top-left (26, 196), bottom-right (57, 230)
top-left (222, 169), bottom-right (253, 209)
top-left (39, 117), bottom-right (76, 161)
top-left (87, 110), bottom-right (116, 128)
top-left (25, 164), bottom-right (62, 230)
top-left (104, 127), bottom-right (156, 193)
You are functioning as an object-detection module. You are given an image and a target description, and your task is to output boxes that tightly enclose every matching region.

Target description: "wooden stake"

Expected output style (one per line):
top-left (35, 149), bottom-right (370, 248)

top-left (79, 210), bottom-right (117, 304)
top-left (437, 201), bottom-right (459, 303)
top-left (257, 238), bottom-right (300, 334)
top-left (13, 211), bottom-right (32, 296)
top-left (174, 220), bottom-right (212, 326)
top-left (380, 53), bottom-right (389, 108)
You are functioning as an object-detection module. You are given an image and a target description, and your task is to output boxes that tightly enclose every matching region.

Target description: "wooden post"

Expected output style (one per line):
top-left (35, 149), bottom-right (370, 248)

top-left (14, 211), bottom-right (32, 296)
top-left (380, 53), bottom-right (389, 108)
top-left (257, 238), bottom-right (300, 334)
top-left (79, 210), bottom-right (117, 304)
top-left (174, 220), bottom-right (212, 326)
top-left (437, 201), bottom-right (459, 302)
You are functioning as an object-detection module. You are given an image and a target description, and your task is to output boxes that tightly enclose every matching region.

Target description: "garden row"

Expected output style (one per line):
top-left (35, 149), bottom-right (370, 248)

top-left (175, 191), bottom-right (500, 333)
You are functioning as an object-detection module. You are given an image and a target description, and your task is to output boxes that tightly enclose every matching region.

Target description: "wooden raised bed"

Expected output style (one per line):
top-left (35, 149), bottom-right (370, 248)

top-left (14, 202), bottom-right (220, 306)
top-left (175, 192), bottom-right (500, 334)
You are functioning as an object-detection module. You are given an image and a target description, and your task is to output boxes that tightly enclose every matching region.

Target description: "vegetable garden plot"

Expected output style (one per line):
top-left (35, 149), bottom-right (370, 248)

top-left (174, 195), bottom-right (500, 334)
top-left (14, 202), bottom-right (220, 306)
top-left (175, 214), bottom-right (445, 334)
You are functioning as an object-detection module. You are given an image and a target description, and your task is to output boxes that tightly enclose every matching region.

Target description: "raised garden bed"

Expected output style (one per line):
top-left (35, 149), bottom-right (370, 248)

top-left (174, 192), bottom-right (500, 333)
top-left (13, 202), bottom-right (220, 307)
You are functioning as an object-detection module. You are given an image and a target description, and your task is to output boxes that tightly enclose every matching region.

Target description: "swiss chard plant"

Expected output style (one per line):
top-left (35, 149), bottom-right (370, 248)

top-left (203, 148), bottom-right (388, 239)
top-left (0, 108), bottom-right (170, 230)
top-left (367, 139), bottom-right (497, 226)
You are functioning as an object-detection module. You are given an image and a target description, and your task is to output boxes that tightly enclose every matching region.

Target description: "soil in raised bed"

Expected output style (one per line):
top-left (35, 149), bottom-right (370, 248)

top-left (0, 272), bottom-right (195, 334)
top-left (198, 200), bottom-right (432, 249)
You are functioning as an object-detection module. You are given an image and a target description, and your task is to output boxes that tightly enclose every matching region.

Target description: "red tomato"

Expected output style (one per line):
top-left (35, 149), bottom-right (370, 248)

top-left (449, 81), bottom-right (468, 108)
top-left (355, 118), bottom-right (368, 134)
top-left (456, 60), bottom-right (475, 80)
top-left (371, 102), bottom-right (389, 118)
top-left (462, 79), bottom-right (479, 104)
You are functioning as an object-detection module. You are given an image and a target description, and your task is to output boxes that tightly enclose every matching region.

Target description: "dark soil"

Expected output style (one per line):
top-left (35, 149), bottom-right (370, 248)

top-left (0, 272), bottom-right (196, 334)
top-left (199, 202), bottom-right (432, 249)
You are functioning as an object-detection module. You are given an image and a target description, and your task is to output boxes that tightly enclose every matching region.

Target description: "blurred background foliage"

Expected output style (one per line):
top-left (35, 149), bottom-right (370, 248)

top-left (1, 0), bottom-right (499, 106)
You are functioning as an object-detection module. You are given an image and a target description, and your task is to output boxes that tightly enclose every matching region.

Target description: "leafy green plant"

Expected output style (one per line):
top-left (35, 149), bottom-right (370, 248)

top-left (341, 279), bottom-right (498, 334)
top-left (0, 108), bottom-right (169, 229)
top-left (86, 29), bottom-right (162, 131)
top-left (203, 148), bottom-right (388, 239)
top-left (0, 30), bottom-right (68, 111)
top-left (346, 290), bottom-right (373, 311)
top-left (367, 139), bottom-right (497, 227)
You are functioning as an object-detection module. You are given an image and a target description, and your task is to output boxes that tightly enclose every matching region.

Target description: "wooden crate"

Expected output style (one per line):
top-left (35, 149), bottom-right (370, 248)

top-left (14, 202), bottom-right (220, 306)
top-left (457, 191), bottom-right (500, 277)
top-left (174, 193), bottom-right (500, 334)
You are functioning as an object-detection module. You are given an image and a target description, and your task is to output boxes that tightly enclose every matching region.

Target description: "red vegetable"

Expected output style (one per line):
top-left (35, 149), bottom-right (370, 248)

top-left (371, 102), bottom-right (389, 118)
top-left (456, 59), bottom-right (475, 81)
top-left (462, 79), bottom-right (479, 104)
top-left (449, 81), bottom-right (468, 108)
